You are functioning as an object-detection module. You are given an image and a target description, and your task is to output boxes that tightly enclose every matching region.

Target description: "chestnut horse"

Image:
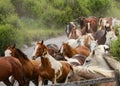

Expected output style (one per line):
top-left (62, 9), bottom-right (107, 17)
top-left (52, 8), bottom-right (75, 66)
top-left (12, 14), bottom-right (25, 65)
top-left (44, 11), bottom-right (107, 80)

top-left (60, 42), bottom-right (90, 58)
top-left (0, 56), bottom-right (25, 86)
top-left (5, 45), bottom-right (41, 86)
top-left (32, 40), bottom-right (73, 85)
top-left (78, 16), bottom-right (98, 35)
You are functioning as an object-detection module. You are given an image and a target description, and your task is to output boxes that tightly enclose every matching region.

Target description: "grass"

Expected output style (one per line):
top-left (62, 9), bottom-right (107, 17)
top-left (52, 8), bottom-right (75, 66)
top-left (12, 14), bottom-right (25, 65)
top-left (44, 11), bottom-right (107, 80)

top-left (24, 28), bottom-right (64, 41)
top-left (20, 18), bottom-right (65, 44)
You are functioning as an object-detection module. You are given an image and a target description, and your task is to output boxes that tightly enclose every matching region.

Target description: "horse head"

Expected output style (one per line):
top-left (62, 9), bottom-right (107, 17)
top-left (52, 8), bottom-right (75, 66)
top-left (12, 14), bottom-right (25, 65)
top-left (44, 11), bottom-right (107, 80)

top-left (32, 40), bottom-right (48, 60)
top-left (66, 22), bottom-right (76, 37)
top-left (5, 44), bottom-right (16, 56)
top-left (105, 31), bottom-right (118, 46)
top-left (5, 44), bottom-right (29, 61)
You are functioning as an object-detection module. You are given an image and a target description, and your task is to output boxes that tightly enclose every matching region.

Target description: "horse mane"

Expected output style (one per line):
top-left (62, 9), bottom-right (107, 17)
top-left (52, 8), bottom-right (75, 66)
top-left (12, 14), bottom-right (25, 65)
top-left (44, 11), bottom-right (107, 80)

top-left (64, 43), bottom-right (77, 57)
top-left (103, 53), bottom-right (120, 71)
top-left (74, 66), bottom-right (114, 78)
top-left (86, 66), bottom-right (114, 77)
top-left (15, 48), bottom-right (29, 61)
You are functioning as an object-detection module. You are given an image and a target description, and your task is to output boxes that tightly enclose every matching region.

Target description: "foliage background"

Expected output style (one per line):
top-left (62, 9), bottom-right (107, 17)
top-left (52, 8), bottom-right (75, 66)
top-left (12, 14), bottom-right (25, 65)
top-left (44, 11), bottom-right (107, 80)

top-left (0, 0), bottom-right (120, 56)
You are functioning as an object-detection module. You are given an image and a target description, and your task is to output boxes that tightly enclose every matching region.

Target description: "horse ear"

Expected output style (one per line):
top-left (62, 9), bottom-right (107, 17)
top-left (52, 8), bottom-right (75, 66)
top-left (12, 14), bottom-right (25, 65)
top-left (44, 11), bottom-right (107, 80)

top-left (95, 40), bottom-right (98, 43)
top-left (41, 40), bottom-right (44, 44)
top-left (12, 43), bottom-right (16, 48)
top-left (92, 50), bottom-right (95, 55)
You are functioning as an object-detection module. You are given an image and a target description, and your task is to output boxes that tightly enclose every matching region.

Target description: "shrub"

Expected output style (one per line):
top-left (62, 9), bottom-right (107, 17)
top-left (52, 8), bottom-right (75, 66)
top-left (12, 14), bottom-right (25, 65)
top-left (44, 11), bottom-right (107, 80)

top-left (110, 35), bottom-right (120, 60)
top-left (0, 24), bottom-right (32, 56)
top-left (0, 24), bottom-right (16, 56)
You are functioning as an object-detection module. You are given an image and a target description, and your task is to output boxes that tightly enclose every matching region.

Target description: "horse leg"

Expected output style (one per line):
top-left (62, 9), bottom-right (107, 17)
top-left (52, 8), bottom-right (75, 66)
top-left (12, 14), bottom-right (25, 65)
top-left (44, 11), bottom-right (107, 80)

top-left (51, 77), bottom-right (56, 84)
top-left (38, 76), bottom-right (43, 86)
top-left (32, 79), bottom-right (38, 86)
top-left (43, 79), bottom-right (48, 85)
top-left (9, 76), bottom-right (17, 86)
top-left (3, 79), bottom-right (13, 86)
top-left (25, 80), bottom-right (30, 86)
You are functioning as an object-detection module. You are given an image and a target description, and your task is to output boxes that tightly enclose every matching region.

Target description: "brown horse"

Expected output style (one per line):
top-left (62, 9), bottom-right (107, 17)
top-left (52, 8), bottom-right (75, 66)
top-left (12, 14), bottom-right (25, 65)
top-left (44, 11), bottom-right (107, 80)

top-left (32, 40), bottom-right (73, 85)
top-left (0, 56), bottom-right (25, 86)
top-left (60, 42), bottom-right (90, 58)
top-left (5, 45), bottom-right (41, 86)
top-left (46, 43), bottom-right (59, 58)
top-left (78, 16), bottom-right (98, 35)
top-left (33, 43), bottom-right (65, 61)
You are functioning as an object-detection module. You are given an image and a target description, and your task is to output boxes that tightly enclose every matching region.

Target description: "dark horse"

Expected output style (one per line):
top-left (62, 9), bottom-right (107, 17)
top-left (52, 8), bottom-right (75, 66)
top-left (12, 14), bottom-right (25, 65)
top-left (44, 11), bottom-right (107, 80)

top-left (0, 56), bottom-right (25, 86)
top-left (93, 29), bottom-right (107, 45)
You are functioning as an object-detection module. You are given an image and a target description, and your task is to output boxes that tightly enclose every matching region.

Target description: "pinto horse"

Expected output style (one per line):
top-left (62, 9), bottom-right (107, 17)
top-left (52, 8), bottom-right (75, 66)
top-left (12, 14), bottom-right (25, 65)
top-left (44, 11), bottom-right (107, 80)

top-left (68, 28), bottom-right (82, 39)
top-left (65, 22), bottom-right (76, 37)
top-left (98, 17), bottom-right (113, 31)
top-left (32, 40), bottom-right (73, 85)
top-left (60, 42), bottom-right (90, 58)
top-left (0, 56), bottom-right (25, 86)
top-left (5, 45), bottom-right (41, 86)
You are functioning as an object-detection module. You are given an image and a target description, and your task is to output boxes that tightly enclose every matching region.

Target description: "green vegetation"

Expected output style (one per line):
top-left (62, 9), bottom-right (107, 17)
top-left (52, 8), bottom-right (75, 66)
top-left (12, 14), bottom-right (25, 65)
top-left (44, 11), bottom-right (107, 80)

top-left (0, 0), bottom-right (120, 55)
top-left (110, 35), bottom-right (120, 60)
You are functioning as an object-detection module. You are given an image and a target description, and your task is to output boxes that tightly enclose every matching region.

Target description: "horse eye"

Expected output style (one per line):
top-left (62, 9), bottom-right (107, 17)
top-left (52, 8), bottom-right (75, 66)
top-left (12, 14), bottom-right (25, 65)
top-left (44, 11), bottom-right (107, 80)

top-left (86, 59), bottom-right (91, 63)
top-left (110, 37), bottom-right (112, 40)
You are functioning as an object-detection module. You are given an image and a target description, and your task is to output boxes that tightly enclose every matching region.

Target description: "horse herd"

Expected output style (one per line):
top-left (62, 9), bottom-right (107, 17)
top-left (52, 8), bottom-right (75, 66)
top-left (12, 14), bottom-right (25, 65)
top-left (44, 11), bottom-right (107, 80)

top-left (0, 16), bottom-right (120, 86)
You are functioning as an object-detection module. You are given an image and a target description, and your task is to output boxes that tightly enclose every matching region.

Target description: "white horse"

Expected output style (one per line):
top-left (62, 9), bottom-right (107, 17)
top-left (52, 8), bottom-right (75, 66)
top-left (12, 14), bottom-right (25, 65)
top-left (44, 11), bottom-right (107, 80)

top-left (83, 44), bottom-right (120, 71)
top-left (105, 30), bottom-right (118, 46)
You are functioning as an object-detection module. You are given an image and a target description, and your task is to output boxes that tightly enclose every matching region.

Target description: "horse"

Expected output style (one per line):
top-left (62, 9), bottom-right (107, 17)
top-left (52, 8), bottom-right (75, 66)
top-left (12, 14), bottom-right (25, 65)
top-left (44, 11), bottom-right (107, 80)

top-left (60, 42), bottom-right (90, 58)
top-left (65, 22), bottom-right (77, 37)
top-left (77, 16), bottom-right (98, 35)
top-left (93, 29), bottom-right (107, 45)
top-left (46, 43), bottom-right (59, 59)
top-left (105, 30), bottom-right (118, 46)
top-left (98, 17), bottom-right (113, 31)
top-left (64, 54), bottom-right (87, 66)
top-left (82, 47), bottom-right (114, 70)
top-left (68, 27), bottom-right (82, 39)
top-left (32, 40), bottom-right (73, 85)
top-left (5, 45), bottom-right (41, 86)
top-left (32, 43), bottom-right (65, 61)
top-left (67, 65), bottom-right (115, 86)
top-left (0, 56), bottom-right (25, 86)
top-left (65, 33), bottom-right (97, 51)
top-left (76, 33), bottom-right (97, 51)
